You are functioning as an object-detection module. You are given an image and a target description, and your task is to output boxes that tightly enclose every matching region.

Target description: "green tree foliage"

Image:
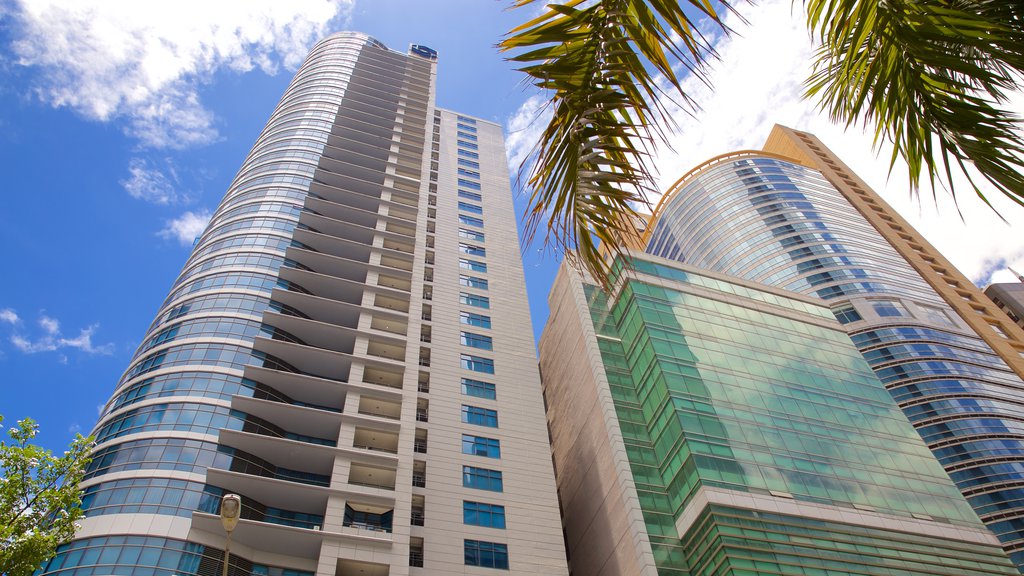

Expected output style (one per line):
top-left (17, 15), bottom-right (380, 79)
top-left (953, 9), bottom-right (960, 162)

top-left (501, 0), bottom-right (1024, 282)
top-left (1, 416), bottom-right (92, 576)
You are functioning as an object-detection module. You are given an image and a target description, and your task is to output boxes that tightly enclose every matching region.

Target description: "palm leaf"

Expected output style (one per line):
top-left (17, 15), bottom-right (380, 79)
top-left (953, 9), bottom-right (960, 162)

top-left (805, 0), bottom-right (1024, 213)
top-left (500, 0), bottom-right (733, 287)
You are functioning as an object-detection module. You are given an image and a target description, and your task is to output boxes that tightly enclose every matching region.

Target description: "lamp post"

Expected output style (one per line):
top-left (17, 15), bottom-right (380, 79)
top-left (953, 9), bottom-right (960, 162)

top-left (219, 494), bottom-right (242, 576)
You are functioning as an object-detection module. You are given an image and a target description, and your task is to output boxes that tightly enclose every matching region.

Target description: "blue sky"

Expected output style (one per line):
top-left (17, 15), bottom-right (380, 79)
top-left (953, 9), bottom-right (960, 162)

top-left (1, 0), bottom-right (1022, 452)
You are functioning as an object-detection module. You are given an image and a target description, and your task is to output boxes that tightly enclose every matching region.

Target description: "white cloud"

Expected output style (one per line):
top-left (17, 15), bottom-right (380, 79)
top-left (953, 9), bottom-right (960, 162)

top-left (0, 309), bottom-right (19, 325)
top-left (9, 314), bottom-right (115, 356)
top-left (10, 0), bottom-right (355, 148)
top-left (122, 157), bottom-right (186, 205)
top-left (642, 0), bottom-right (1024, 287)
top-left (505, 94), bottom-right (552, 180)
top-left (159, 209), bottom-right (212, 246)
top-left (38, 315), bottom-right (59, 335)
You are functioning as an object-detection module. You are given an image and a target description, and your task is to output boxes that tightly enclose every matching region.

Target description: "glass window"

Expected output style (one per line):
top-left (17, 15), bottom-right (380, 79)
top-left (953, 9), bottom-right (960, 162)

top-left (462, 435), bottom-right (501, 458)
top-left (457, 131), bottom-right (477, 141)
top-left (459, 190), bottom-right (482, 202)
top-left (459, 214), bottom-right (484, 228)
top-left (871, 299), bottom-right (908, 317)
top-left (461, 311), bottom-right (492, 329)
top-left (832, 305), bottom-right (862, 324)
top-left (458, 179), bottom-right (482, 191)
top-left (463, 466), bottom-right (503, 492)
top-left (458, 168), bottom-right (480, 179)
top-left (460, 292), bottom-right (490, 309)
top-left (464, 501), bottom-right (506, 529)
top-left (460, 275), bottom-right (489, 290)
top-left (918, 304), bottom-right (956, 327)
top-left (457, 122), bottom-right (477, 132)
top-left (462, 378), bottom-right (496, 399)
top-left (458, 140), bottom-right (478, 150)
top-left (460, 258), bottom-right (488, 272)
top-left (459, 243), bottom-right (486, 256)
top-left (458, 149), bottom-right (479, 159)
top-left (458, 158), bottom-right (480, 169)
top-left (459, 201), bottom-right (484, 214)
top-left (462, 354), bottom-right (495, 374)
top-left (465, 539), bottom-right (509, 569)
top-left (459, 227), bottom-right (485, 241)
top-left (456, 116), bottom-right (477, 125)
top-left (461, 331), bottom-right (493, 350)
top-left (463, 405), bottom-right (498, 427)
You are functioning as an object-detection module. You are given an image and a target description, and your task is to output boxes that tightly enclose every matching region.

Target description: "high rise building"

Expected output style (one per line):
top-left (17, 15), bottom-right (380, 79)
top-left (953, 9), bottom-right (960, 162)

top-left (637, 125), bottom-right (1024, 568)
top-left (986, 281), bottom-right (1024, 330)
top-left (540, 253), bottom-right (1017, 575)
top-left (39, 32), bottom-right (567, 576)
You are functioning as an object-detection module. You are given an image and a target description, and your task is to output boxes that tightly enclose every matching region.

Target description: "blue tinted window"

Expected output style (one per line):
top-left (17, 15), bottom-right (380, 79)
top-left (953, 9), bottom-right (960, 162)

top-left (465, 539), bottom-right (509, 569)
top-left (462, 435), bottom-right (501, 458)
top-left (461, 331), bottom-right (493, 350)
top-left (833, 305), bottom-right (862, 324)
top-left (458, 179), bottom-right (482, 191)
top-left (460, 275), bottom-right (488, 290)
top-left (459, 190), bottom-right (482, 202)
top-left (462, 378), bottom-right (496, 399)
top-left (458, 168), bottom-right (480, 179)
top-left (463, 466), bottom-right (503, 492)
top-left (460, 258), bottom-right (487, 272)
top-left (462, 354), bottom-right (495, 374)
top-left (460, 292), bottom-right (490, 309)
top-left (458, 158), bottom-right (480, 169)
top-left (458, 149), bottom-right (479, 159)
top-left (461, 311), bottom-right (492, 329)
top-left (459, 201), bottom-right (483, 214)
top-left (457, 116), bottom-right (477, 124)
top-left (457, 131), bottom-right (477, 141)
top-left (464, 501), bottom-right (506, 528)
top-left (458, 140), bottom-right (478, 150)
top-left (459, 243), bottom-right (486, 256)
top-left (459, 227), bottom-right (485, 241)
top-left (457, 123), bottom-right (477, 132)
top-left (463, 405), bottom-right (498, 427)
top-left (459, 214), bottom-right (484, 228)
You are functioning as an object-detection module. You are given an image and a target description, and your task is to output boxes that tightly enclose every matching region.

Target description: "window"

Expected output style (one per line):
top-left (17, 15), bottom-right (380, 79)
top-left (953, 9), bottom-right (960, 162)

top-left (462, 435), bottom-right (501, 458)
top-left (832, 305), bottom-right (861, 324)
top-left (457, 116), bottom-right (477, 124)
top-left (460, 258), bottom-right (488, 273)
top-left (459, 190), bottom-right (482, 202)
top-left (457, 123), bottom-right (477, 132)
top-left (458, 140), bottom-right (478, 150)
top-left (462, 331), bottom-right (493, 350)
top-left (458, 179), bottom-right (482, 191)
top-left (463, 466), bottom-right (503, 492)
top-left (458, 149), bottom-right (479, 159)
top-left (459, 228), bottom-right (485, 241)
top-left (459, 214), bottom-right (484, 228)
top-left (462, 378), bottom-right (496, 399)
top-left (463, 405), bottom-right (498, 427)
top-left (871, 299), bottom-right (908, 318)
top-left (459, 243), bottom-right (486, 256)
top-left (457, 131), bottom-right (477, 141)
top-left (464, 501), bottom-right (506, 528)
top-left (465, 539), bottom-right (509, 569)
top-left (458, 168), bottom-right (480, 179)
top-left (459, 201), bottom-right (483, 214)
top-left (458, 158), bottom-right (480, 169)
top-left (460, 275), bottom-right (489, 290)
top-left (918, 304), bottom-right (956, 327)
top-left (461, 311), bottom-right (492, 329)
top-left (462, 354), bottom-right (495, 374)
top-left (460, 292), bottom-right (490, 309)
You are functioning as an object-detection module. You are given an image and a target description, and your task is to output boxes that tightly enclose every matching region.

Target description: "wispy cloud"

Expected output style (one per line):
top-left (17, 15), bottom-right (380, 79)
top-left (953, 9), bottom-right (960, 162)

top-left (0, 309), bottom-right (20, 325)
top-left (5, 309), bottom-right (115, 356)
top-left (122, 157), bottom-right (187, 205)
top-left (10, 0), bottom-right (355, 149)
top-left (159, 209), bottom-right (212, 246)
top-left (505, 93), bottom-right (552, 180)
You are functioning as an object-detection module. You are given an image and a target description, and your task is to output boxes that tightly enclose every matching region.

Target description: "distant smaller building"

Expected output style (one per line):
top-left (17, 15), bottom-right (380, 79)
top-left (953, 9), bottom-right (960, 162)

top-left (986, 282), bottom-right (1024, 330)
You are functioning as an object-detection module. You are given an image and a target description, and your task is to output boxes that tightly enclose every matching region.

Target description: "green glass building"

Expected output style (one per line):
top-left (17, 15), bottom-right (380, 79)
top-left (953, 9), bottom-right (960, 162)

top-left (539, 254), bottom-right (1016, 575)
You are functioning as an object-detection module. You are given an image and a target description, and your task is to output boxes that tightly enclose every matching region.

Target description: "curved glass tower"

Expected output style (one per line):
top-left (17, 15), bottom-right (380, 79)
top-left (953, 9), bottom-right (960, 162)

top-left (645, 134), bottom-right (1024, 568)
top-left (41, 32), bottom-right (567, 576)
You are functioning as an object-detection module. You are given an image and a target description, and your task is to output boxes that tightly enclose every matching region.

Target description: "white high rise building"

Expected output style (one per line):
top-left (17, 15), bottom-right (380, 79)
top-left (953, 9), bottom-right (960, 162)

top-left (39, 32), bottom-right (568, 576)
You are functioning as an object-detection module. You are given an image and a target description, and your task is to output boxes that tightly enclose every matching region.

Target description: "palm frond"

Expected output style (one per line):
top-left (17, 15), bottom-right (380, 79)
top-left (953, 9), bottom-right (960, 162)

top-left (805, 0), bottom-right (1024, 212)
top-left (500, 0), bottom-right (732, 286)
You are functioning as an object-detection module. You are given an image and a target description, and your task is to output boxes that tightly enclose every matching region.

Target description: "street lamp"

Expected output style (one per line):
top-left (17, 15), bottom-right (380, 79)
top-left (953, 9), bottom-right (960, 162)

top-left (219, 494), bottom-right (242, 576)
